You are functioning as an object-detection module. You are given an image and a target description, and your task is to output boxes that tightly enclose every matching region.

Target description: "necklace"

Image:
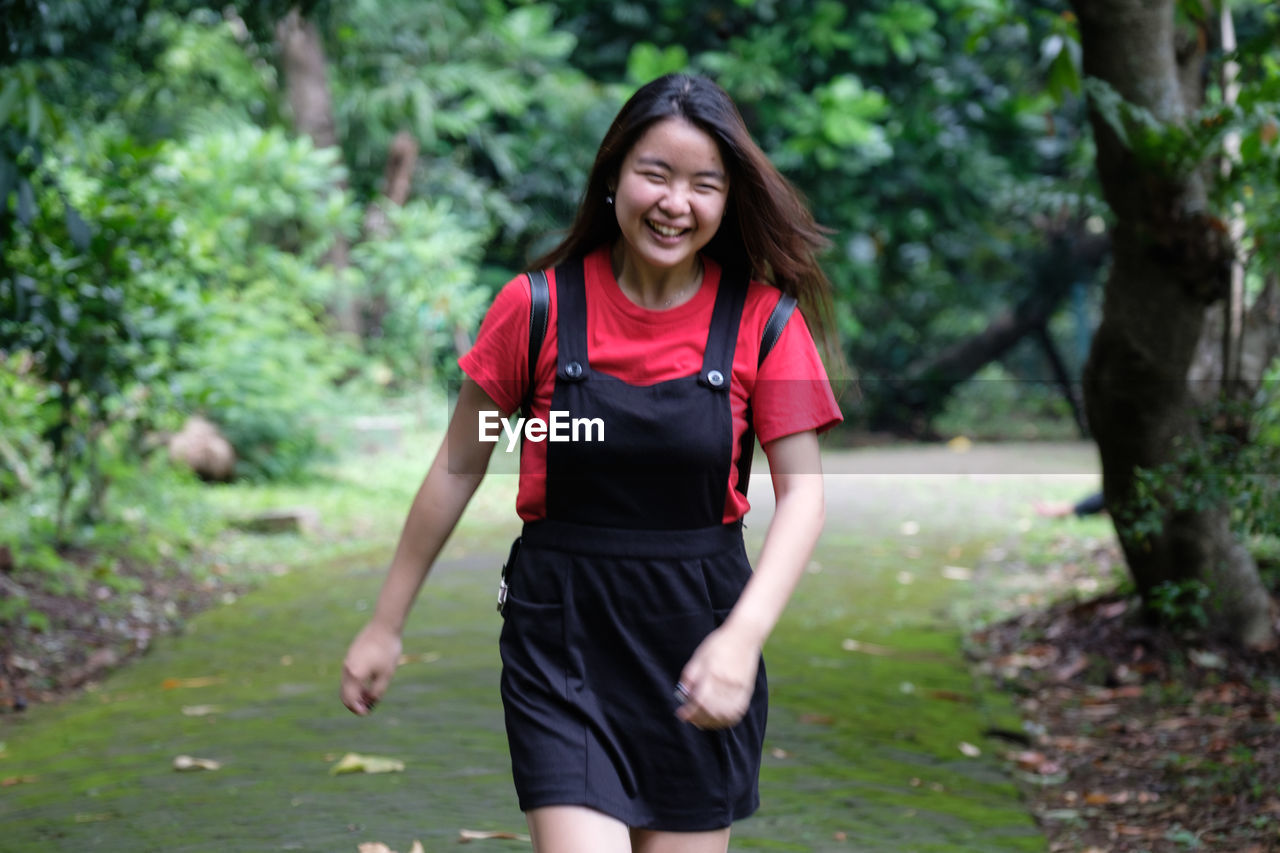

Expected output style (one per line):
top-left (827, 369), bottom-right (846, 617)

top-left (620, 260), bottom-right (704, 309)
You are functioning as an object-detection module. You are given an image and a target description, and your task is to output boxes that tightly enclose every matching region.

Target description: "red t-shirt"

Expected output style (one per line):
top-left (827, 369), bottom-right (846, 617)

top-left (458, 245), bottom-right (842, 523)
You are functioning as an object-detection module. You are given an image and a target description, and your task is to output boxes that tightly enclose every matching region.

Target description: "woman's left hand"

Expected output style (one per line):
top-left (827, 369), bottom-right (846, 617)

top-left (675, 625), bottom-right (760, 729)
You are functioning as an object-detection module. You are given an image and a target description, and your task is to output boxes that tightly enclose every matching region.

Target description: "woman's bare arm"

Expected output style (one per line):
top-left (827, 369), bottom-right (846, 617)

top-left (676, 429), bottom-right (825, 728)
top-left (340, 378), bottom-right (503, 715)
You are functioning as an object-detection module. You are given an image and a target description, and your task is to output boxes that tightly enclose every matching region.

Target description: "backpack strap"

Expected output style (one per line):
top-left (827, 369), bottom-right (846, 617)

top-left (523, 270), bottom-right (550, 415)
top-left (758, 292), bottom-right (796, 367)
top-left (736, 291), bottom-right (800, 496)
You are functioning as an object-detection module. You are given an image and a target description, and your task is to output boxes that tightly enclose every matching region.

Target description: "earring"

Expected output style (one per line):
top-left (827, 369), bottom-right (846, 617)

top-left (606, 192), bottom-right (614, 205)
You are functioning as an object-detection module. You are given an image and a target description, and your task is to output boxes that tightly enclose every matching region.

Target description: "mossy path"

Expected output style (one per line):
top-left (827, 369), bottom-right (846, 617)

top-left (1, 443), bottom-right (1099, 852)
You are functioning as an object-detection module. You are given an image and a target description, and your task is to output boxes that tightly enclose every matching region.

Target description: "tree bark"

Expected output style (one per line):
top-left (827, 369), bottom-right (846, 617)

top-left (276, 6), bottom-right (358, 335)
top-left (1071, 0), bottom-right (1273, 647)
top-left (360, 131), bottom-right (419, 339)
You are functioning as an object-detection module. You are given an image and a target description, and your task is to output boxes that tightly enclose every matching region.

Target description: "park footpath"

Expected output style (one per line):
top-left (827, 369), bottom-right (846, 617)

top-left (0, 444), bottom-right (1099, 852)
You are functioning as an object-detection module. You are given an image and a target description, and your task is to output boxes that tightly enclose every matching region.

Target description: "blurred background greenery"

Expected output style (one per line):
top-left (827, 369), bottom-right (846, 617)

top-left (2, 0), bottom-right (1277, 646)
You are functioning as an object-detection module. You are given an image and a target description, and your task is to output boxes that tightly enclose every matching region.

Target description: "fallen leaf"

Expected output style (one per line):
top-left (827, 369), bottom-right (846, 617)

top-left (329, 753), bottom-right (405, 775)
top-left (73, 813), bottom-right (115, 823)
top-left (1, 775), bottom-right (37, 787)
top-left (397, 652), bottom-right (441, 666)
top-left (833, 830), bottom-right (848, 841)
top-left (840, 638), bottom-right (893, 656)
top-left (958, 742), bottom-right (981, 757)
top-left (1011, 751), bottom-right (1060, 775)
top-left (1188, 649), bottom-right (1226, 669)
top-left (459, 829), bottom-right (531, 843)
top-left (173, 755), bottom-right (221, 771)
top-left (926, 689), bottom-right (971, 704)
top-left (161, 676), bottom-right (224, 690)
top-left (798, 713), bottom-right (835, 725)
top-left (181, 705), bottom-right (222, 717)
top-left (1115, 824), bottom-right (1150, 837)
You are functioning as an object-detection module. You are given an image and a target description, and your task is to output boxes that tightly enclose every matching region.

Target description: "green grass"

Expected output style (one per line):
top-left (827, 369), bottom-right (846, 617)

top-left (0, 440), bottom-right (1082, 852)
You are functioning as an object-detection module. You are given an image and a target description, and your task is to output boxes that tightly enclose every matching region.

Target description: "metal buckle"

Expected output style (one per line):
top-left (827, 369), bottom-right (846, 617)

top-left (496, 578), bottom-right (509, 613)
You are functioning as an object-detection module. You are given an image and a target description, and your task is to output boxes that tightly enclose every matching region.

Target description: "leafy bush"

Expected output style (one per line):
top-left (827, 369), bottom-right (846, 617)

top-left (150, 122), bottom-right (364, 480)
top-left (1, 132), bottom-right (190, 539)
top-left (350, 199), bottom-right (490, 385)
top-left (934, 362), bottom-right (1080, 441)
top-left (0, 352), bottom-right (52, 500)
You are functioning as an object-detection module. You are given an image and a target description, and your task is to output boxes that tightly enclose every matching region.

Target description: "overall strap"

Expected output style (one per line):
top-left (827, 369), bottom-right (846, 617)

top-left (553, 258), bottom-right (589, 383)
top-left (523, 269), bottom-right (550, 414)
top-left (697, 264), bottom-right (749, 392)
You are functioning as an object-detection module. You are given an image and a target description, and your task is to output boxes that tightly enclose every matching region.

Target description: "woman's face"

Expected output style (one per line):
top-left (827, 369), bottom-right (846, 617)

top-left (611, 117), bottom-right (729, 277)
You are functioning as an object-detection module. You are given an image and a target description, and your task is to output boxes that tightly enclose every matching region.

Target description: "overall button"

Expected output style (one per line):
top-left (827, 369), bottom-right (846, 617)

top-left (565, 361), bottom-right (583, 378)
top-left (706, 369), bottom-right (724, 387)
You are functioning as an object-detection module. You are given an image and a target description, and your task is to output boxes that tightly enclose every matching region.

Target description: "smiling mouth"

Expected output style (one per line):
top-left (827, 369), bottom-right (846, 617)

top-left (646, 220), bottom-right (689, 238)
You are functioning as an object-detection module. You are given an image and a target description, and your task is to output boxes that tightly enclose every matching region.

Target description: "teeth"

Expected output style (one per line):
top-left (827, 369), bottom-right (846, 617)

top-left (648, 221), bottom-right (685, 237)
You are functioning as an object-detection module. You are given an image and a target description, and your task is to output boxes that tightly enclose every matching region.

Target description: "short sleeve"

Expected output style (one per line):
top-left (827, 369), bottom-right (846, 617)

top-left (458, 275), bottom-right (531, 415)
top-left (751, 308), bottom-right (843, 445)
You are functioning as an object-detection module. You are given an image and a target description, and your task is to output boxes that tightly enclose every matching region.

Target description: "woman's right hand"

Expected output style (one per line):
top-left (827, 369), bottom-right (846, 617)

top-left (340, 622), bottom-right (403, 716)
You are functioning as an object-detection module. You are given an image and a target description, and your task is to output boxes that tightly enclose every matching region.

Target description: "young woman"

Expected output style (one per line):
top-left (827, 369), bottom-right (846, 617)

top-left (341, 73), bottom-right (842, 853)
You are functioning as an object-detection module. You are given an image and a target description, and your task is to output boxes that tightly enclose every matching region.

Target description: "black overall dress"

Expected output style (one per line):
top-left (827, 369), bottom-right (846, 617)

top-left (498, 258), bottom-right (768, 831)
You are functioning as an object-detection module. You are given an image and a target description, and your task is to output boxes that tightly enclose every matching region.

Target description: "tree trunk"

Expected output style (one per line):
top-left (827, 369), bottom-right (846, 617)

top-left (1071, 0), bottom-right (1274, 648)
top-left (361, 131), bottom-right (419, 338)
top-left (276, 6), bottom-right (358, 335)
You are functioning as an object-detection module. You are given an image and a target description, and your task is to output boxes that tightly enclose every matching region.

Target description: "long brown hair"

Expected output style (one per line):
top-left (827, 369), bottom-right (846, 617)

top-left (528, 73), bottom-right (840, 361)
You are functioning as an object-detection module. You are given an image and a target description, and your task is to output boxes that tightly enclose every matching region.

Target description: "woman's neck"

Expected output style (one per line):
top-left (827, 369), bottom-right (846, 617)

top-left (610, 243), bottom-right (704, 310)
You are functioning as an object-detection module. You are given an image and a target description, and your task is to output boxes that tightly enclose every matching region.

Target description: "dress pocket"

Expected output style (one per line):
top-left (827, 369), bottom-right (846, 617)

top-left (500, 597), bottom-right (568, 702)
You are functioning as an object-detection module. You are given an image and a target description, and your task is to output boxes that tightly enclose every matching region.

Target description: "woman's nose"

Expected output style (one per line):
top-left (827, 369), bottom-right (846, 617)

top-left (657, 183), bottom-right (692, 215)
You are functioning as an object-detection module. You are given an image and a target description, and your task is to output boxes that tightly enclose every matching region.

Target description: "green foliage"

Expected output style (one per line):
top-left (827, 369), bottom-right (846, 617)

top-left (154, 123), bottom-right (355, 287)
top-left (328, 0), bottom-right (619, 267)
top-left (550, 0), bottom-right (1104, 428)
top-left (0, 352), bottom-right (52, 500)
top-left (1127, 389), bottom-right (1280, 551)
top-left (626, 43), bottom-right (690, 84)
top-left (350, 199), bottom-right (490, 384)
top-left (1, 133), bottom-right (185, 538)
top-left (1147, 578), bottom-right (1212, 632)
top-left (149, 122), bottom-right (362, 481)
top-left (933, 362), bottom-right (1079, 441)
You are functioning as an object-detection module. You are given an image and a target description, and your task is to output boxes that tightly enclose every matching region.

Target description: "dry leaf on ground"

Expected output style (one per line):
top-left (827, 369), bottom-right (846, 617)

top-left (161, 676), bottom-right (224, 690)
top-left (459, 829), bottom-right (532, 843)
top-left (330, 753), bottom-right (405, 775)
top-left (357, 843), bottom-right (423, 853)
top-left (173, 755), bottom-right (221, 771)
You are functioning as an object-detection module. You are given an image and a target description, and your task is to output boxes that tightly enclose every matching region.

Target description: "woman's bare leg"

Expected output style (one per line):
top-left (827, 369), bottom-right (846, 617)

top-left (631, 827), bottom-right (731, 853)
top-left (526, 805), bottom-right (632, 853)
